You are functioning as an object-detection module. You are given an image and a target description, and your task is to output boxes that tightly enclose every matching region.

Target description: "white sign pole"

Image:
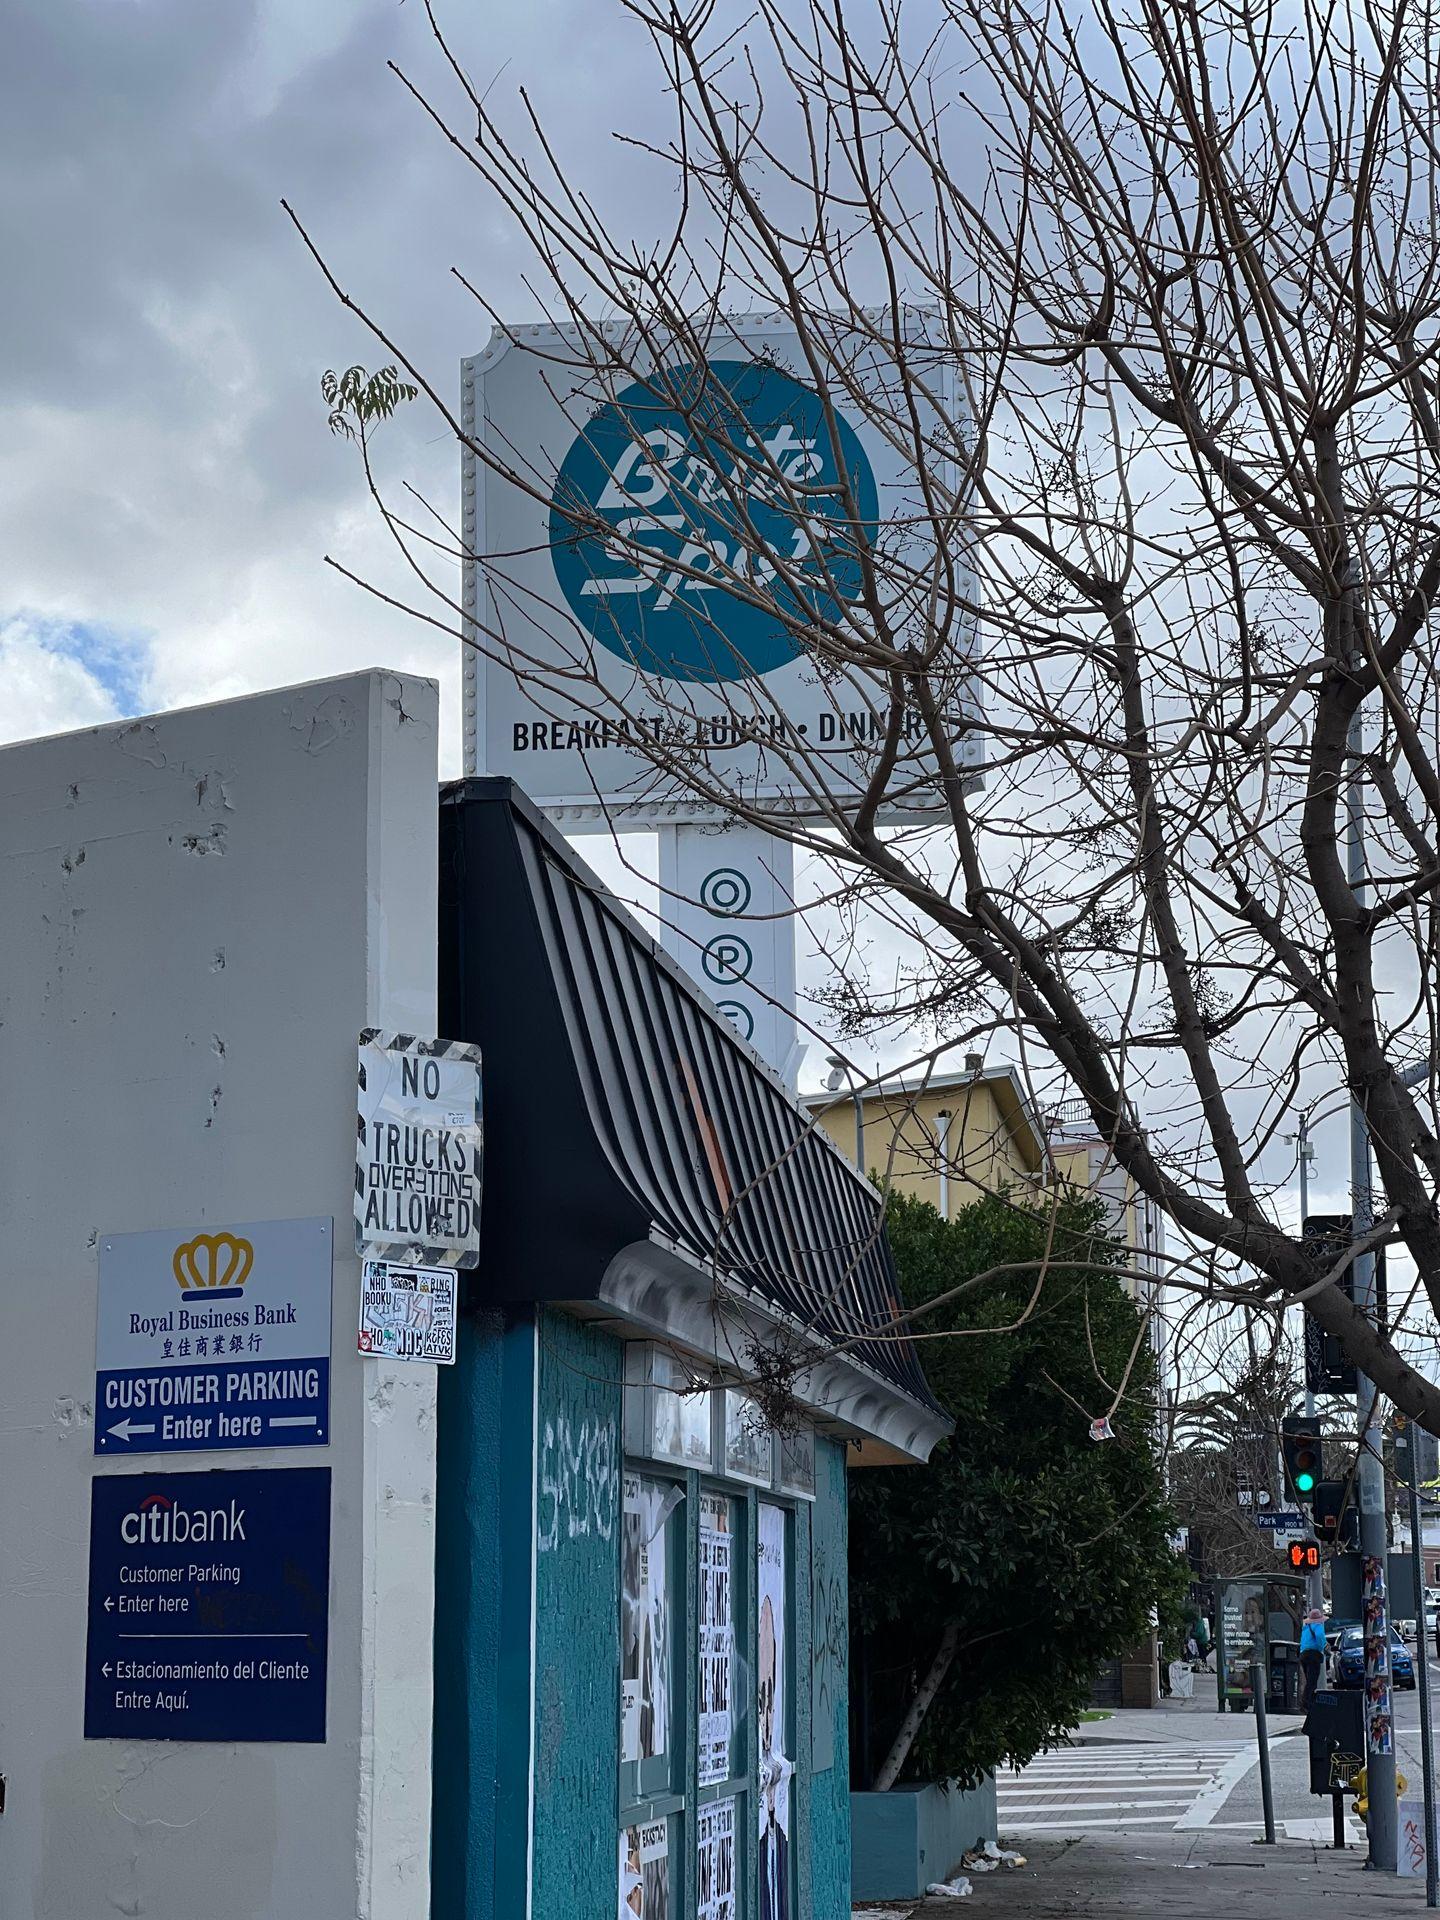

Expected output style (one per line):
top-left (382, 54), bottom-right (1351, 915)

top-left (657, 823), bottom-right (803, 1084)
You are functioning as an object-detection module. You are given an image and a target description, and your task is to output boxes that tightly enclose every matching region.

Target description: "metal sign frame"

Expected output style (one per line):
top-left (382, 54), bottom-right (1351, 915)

top-left (461, 313), bottom-right (982, 827)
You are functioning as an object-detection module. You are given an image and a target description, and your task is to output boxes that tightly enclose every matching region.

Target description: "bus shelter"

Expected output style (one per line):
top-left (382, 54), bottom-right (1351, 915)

top-left (1214, 1575), bottom-right (1307, 1713)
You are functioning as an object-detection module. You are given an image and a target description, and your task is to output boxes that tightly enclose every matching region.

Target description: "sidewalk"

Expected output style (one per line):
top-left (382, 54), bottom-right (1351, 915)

top-left (1070, 1692), bottom-right (1291, 1745)
top-left (902, 1831), bottom-right (1431, 1916)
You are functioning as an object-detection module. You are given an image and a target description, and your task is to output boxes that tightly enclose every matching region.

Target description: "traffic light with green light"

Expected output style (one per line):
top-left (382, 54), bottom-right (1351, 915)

top-left (1282, 1413), bottom-right (1323, 1503)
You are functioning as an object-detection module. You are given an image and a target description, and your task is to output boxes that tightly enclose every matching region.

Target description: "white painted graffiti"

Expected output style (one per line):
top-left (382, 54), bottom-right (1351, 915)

top-left (537, 1414), bottom-right (618, 1551)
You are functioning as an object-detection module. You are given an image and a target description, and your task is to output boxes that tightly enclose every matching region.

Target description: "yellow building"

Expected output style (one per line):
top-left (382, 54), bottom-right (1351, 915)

top-left (807, 1055), bottom-right (1047, 1213)
top-left (806, 1060), bottom-right (1166, 1308)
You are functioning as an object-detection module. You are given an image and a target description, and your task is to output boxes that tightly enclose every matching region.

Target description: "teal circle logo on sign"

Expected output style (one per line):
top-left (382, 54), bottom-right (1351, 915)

top-left (548, 361), bottom-right (878, 684)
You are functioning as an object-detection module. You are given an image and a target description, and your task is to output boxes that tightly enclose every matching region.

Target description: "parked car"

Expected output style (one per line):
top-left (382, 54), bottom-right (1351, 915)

top-left (1332, 1625), bottom-right (1416, 1690)
top-left (1325, 1618), bottom-right (1359, 1657)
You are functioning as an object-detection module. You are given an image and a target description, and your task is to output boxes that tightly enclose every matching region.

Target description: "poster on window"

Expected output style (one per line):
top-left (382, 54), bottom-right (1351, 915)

top-left (619, 1818), bottom-right (670, 1920)
top-left (758, 1502), bottom-right (792, 1920)
top-left (698, 1797), bottom-right (737, 1920)
top-left (621, 1474), bottom-right (678, 1763)
top-left (699, 1493), bottom-right (735, 1785)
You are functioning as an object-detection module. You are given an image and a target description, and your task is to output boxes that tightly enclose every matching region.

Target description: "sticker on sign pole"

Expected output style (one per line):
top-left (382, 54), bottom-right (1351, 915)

top-left (355, 1032), bottom-right (482, 1267)
top-left (358, 1260), bottom-right (458, 1365)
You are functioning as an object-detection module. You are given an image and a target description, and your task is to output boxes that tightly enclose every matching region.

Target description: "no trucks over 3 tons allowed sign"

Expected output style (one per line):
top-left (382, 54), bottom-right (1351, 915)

top-left (355, 1032), bottom-right (482, 1268)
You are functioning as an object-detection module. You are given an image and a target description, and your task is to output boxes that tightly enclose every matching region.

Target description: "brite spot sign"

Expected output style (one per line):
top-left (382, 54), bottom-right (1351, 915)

top-left (548, 360), bottom-right (878, 684)
top-left (465, 316), bottom-right (982, 820)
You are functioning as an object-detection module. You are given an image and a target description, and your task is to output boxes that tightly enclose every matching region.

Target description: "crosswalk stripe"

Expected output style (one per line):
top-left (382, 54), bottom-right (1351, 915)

top-left (993, 1736), bottom-right (1282, 1834)
top-left (1009, 1813), bottom-right (1186, 1831)
top-left (1002, 1800), bottom-right (1193, 1816)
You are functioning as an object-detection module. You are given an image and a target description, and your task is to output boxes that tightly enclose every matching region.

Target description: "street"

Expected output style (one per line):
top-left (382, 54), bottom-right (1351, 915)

top-left (866, 1666), bottom-right (1440, 1917)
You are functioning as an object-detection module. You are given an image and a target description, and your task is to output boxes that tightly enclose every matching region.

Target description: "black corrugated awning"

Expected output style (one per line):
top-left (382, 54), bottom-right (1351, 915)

top-left (439, 779), bottom-right (941, 1420)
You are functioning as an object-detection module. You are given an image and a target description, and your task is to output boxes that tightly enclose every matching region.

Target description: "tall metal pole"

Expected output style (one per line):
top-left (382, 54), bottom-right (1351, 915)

top-left (1251, 1662), bottom-right (1278, 1843)
top-left (1403, 1424), bottom-right (1439, 1906)
top-left (1349, 708), bottom-right (1397, 1871)
top-left (1297, 1115), bottom-right (1324, 1611)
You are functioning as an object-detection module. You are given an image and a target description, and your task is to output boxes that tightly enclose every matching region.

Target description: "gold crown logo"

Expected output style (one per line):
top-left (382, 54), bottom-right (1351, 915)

top-left (173, 1232), bottom-right (253, 1299)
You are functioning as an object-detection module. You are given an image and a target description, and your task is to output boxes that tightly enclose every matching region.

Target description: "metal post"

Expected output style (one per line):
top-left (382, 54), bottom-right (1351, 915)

top-left (1348, 707), bottom-right (1398, 1871)
top-left (1252, 1662), bottom-right (1277, 1843)
top-left (1297, 1113), bottom-right (1324, 1610)
top-left (1333, 1790), bottom-right (1347, 1850)
top-left (1404, 1427), bottom-right (1439, 1905)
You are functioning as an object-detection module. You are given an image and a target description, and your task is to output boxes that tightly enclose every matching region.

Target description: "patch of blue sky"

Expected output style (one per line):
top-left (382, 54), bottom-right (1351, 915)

top-left (8, 612), bottom-right (152, 716)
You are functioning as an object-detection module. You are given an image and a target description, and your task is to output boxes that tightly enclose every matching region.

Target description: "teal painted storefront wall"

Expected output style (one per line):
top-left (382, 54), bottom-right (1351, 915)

top-left (532, 1309), bottom-right (623, 1920)
top-left (809, 1439), bottom-right (853, 1919)
top-left (432, 1307), bottom-right (539, 1920)
top-left (434, 1309), bottom-right (859, 1920)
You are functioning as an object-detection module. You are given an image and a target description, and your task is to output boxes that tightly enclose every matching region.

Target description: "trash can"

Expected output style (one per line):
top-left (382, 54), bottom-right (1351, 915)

top-left (1270, 1644), bottom-right (1304, 1715)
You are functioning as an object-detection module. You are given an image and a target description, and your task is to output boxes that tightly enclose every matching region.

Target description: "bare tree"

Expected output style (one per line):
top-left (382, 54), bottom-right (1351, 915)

top-left (292, 0), bottom-right (1440, 1427)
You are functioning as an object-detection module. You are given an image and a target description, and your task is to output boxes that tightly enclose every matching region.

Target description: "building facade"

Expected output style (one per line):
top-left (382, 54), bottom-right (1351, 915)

top-left (0, 680), bottom-right (945, 1920)
top-left (433, 782), bottom-right (949, 1920)
top-left (808, 1067), bottom-right (1166, 1313)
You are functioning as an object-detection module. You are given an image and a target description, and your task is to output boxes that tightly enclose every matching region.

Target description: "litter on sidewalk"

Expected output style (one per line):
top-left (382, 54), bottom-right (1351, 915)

top-left (961, 1841), bottom-right (1027, 1874)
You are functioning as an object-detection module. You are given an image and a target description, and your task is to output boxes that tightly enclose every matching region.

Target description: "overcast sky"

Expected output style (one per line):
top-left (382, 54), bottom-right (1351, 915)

top-left (0, 0), bottom-right (957, 1087)
top-left (0, 0), bottom-right (1407, 1242)
top-left (0, 0), bottom-right (671, 766)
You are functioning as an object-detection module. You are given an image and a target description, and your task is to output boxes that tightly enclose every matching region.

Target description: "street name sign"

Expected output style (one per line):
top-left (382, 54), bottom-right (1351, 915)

top-left (84, 1466), bottom-right (330, 1742)
top-left (94, 1217), bottom-right (333, 1456)
top-left (1256, 1511), bottom-right (1304, 1530)
top-left (355, 1032), bottom-right (482, 1267)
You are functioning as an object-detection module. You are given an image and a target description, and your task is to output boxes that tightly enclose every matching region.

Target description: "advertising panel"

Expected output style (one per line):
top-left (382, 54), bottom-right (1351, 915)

top-left (462, 315), bottom-right (980, 824)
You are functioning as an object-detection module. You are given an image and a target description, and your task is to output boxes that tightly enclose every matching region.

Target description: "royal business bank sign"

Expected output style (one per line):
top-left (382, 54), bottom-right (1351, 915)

top-left (463, 317), bottom-right (979, 823)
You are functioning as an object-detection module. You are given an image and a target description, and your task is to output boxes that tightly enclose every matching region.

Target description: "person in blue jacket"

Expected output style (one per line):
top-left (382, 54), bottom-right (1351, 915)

top-left (1300, 1608), bottom-right (1328, 1708)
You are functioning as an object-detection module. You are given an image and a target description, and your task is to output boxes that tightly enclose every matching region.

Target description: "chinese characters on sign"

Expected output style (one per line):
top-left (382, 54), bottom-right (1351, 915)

top-left (355, 1032), bottom-right (482, 1267)
top-left (94, 1217), bottom-right (332, 1455)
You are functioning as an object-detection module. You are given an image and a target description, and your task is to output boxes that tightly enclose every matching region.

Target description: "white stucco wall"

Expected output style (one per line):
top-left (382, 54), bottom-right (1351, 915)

top-left (0, 671), bottom-right (440, 1918)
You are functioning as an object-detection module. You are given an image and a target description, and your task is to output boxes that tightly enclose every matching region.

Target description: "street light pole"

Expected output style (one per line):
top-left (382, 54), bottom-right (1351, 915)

top-left (825, 1055), bottom-right (865, 1176)
top-left (1400, 1421), bottom-right (1439, 1907)
top-left (1294, 1114), bottom-right (1324, 1612)
top-left (1348, 707), bottom-right (1397, 1873)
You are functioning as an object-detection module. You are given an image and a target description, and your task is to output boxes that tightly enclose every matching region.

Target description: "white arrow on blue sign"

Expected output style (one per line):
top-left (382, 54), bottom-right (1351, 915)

top-left (94, 1216), bottom-right (333, 1457)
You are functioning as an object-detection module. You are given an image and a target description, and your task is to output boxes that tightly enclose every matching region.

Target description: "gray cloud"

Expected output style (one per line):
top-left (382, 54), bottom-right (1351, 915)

top-left (0, 0), bottom-right (683, 765)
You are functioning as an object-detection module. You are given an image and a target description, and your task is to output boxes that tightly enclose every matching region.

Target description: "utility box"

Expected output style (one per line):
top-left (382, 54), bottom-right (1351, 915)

top-left (1305, 1688), bottom-right (1365, 1795)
